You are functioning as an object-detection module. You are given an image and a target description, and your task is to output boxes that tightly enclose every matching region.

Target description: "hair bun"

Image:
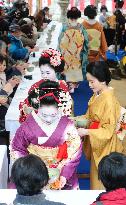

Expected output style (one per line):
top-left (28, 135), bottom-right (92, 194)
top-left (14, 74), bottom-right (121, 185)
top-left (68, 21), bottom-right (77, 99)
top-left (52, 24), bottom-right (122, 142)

top-left (67, 7), bottom-right (81, 19)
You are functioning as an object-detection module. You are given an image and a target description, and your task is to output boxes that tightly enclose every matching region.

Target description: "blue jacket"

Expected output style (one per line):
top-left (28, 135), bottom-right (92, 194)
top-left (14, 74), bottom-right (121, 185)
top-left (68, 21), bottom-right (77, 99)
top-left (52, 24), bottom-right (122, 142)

top-left (8, 33), bottom-right (29, 60)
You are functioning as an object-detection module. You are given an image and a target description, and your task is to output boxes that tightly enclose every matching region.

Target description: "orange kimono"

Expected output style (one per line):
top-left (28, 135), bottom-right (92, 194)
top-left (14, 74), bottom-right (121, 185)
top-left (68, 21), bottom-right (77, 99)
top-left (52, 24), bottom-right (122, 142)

top-left (82, 20), bottom-right (108, 62)
top-left (75, 88), bottom-right (123, 189)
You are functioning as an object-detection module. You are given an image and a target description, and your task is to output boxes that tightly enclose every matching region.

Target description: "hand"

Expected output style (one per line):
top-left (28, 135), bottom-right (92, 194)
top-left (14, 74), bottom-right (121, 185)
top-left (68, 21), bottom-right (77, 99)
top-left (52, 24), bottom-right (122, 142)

top-left (77, 128), bottom-right (88, 137)
top-left (0, 96), bottom-right (8, 105)
top-left (59, 176), bottom-right (66, 189)
top-left (42, 23), bottom-right (48, 29)
top-left (33, 46), bottom-right (39, 52)
top-left (23, 105), bottom-right (33, 114)
top-left (16, 63), bottom-right (28, 75)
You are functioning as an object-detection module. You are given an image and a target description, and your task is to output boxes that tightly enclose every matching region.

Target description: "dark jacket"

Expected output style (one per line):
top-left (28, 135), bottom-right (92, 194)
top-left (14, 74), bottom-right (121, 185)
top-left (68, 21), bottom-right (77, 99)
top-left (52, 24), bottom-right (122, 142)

top-left (8, 33), bottom-right (29, 60)
top-left (91, 188), bottom-right (126, 205)
top-left (12, 193), bottom-right (66, 205)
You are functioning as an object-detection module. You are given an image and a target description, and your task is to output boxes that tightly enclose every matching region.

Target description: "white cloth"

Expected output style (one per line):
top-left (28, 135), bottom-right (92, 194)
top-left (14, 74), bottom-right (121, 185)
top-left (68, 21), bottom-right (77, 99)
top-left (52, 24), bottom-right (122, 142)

top-left (5, 21), bottom-right (63, 138)
top-left (0, 190), bottom-right (104, 205)
top-left (0, 146), bottom-right (8, 189)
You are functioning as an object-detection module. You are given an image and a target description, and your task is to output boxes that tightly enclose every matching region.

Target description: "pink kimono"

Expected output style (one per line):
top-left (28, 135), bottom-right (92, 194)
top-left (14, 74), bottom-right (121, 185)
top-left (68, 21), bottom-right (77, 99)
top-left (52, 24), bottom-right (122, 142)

top-left (12, 113), bottom-right (82, 189)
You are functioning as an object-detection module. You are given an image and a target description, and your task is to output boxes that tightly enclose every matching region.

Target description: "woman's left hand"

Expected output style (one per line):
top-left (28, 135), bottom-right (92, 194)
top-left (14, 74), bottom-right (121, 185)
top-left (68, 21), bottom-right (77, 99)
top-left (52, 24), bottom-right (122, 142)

top-left (59, 176), bottom-right (66, 189)
top-left (77, 128), bottom-right (88, 137)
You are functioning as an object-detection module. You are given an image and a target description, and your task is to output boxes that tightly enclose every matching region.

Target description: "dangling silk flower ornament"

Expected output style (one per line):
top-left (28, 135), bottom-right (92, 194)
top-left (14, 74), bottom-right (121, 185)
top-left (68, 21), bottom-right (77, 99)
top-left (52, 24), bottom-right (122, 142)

top-left (41, 48), bottom-right (64, 67)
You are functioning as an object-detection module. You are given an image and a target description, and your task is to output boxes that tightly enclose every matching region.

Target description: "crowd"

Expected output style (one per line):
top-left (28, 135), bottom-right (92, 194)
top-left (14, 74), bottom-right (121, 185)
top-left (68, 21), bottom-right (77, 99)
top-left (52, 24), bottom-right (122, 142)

top-left (0, 0), bottom-right (126, 204)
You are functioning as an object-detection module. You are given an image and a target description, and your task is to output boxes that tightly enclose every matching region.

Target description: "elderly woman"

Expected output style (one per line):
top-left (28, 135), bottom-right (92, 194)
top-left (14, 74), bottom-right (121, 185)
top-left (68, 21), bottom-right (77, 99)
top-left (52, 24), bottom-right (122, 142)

top-left (11, 80), bottom-right (82, 190)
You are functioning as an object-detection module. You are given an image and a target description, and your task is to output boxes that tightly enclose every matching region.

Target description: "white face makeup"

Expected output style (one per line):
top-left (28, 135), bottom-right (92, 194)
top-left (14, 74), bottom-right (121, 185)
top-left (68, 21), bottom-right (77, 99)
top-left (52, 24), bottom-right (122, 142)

top-left (0, 60), bottom-right (6, 72)
top-left (40, 64), bottom-right (57, 81)
top-left (37, 105), bottom-right (59, 125)
top-left (86, 72), bottom-right (104, 94)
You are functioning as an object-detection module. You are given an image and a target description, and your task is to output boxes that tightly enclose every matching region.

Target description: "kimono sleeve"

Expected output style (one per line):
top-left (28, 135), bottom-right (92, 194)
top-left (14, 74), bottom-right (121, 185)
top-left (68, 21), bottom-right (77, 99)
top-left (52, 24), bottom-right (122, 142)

top-left (60, 123), bottom-right (82, 180)
top-left (100, 27), bottom-right (108, 59)
top-left (57, 25), bottom-right (67, 51)
top-left (80, 25), bottom-right (89, 77)
top-left (88, 101), bottom-right (121, 166)
top-left (12, 125), bottom-right (30, 157)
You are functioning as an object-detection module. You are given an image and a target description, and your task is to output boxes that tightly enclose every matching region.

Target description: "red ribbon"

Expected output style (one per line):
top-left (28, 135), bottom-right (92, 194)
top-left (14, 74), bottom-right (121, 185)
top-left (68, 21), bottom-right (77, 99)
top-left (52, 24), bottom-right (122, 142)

top-left (89, 121), bottom-right (100, 129)
top-left (39, 92), bottom-right (61, 104)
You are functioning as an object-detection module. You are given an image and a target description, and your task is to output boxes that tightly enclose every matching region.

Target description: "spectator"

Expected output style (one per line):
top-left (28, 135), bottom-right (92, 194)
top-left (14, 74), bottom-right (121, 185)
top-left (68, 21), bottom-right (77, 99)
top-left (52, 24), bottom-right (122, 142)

top-left (8, 24), bottom-right (29, 61)
top-left (20, 24), bottom-right (37, 48)
top-left (0, 54), bottom-right (20, 131)
top-left (0, 6), bottom-right (9, 37)
top-left (91, 152), bottom-right (126, 205)
top-left (10, 154), bottom-right (66, 205)
top-left (99, 5), bottom-right (109, 29)
top-left (42, 7), bottom-right (52, 24)
top-left (35, 9), bottom-right (46, 31)
top-left (24, 16), bottom-right (38, 39)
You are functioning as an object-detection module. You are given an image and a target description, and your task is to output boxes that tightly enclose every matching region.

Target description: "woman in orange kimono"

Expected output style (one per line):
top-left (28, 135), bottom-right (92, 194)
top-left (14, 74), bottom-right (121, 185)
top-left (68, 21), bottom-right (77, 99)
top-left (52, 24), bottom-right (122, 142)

top-left (76, 61), bottom-right (123, 190)
top-left (82, 5), bottom-right (108, 62)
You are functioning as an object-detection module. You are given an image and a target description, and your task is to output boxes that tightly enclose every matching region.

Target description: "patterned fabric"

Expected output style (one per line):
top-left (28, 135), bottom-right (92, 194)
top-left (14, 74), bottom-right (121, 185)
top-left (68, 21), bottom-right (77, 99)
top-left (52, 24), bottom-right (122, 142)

top-left (59, 23), bottom-right (88, 81)
top-left (82, 21), bottom-right (108, 62)
top-left (11, 114), bottom-right (82, 189)
top-left (82, 88), bottom-right (123, 189)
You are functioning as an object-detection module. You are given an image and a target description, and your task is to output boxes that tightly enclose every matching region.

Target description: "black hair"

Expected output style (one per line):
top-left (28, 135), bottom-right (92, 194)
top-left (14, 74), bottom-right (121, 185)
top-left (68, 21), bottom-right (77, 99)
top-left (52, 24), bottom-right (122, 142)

top-left (43, 7), bottom-right (49, 12)
top-left (39, 52), bottom-right (64, 73)
top-left (11, 154), bottom-right (49, 196)
top-left (86, 61), bottom-right (111, 85)
top-left (84, 5), bottom-right (97, 19)
top-left (100, 5), bottom-right (108, 12)
top-left (67, 7), bottom-right (81, 19)
top-left (98, 152), bottom-right (126, 191)
top-left (0, 53), bottom-right (7, 64)
top-left (114, 0), bottom-right (124, 9)
top-left (20, 24), bottom-right (33, 36)
top-left (28, 80), bottom-right (60, 109)
top-left (28, 16), bottom-right (35, 21)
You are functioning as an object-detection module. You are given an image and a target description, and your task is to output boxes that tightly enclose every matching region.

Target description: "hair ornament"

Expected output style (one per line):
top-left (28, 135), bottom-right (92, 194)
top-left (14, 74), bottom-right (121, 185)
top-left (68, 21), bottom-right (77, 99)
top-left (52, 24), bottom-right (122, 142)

top-left (41, 48), bottom-right (63, 67)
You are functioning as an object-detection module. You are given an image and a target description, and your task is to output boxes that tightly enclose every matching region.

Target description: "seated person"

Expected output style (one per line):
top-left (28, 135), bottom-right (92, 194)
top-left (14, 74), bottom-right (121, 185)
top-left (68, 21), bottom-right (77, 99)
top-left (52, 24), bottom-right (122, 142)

top-left (20, 24), bottom-right (37, 48)
top-left (42, 7), bottom-right (52, 24)
top-left (0, 38), bottom-right (28, 75)
top-left (11, 80), bottom-right (82, 190)
top-left (10, 154), bottom-right (66, 205)
top-left (19, 48), bottom-right (72, 123)
top-left (8, 24), bottom-right (29, 61)
top-left (35, 9), bottom-right (46, 31)
top-left (91, 152), bottom-right (126, 205)
top-left (0, 53), bottom-right (20, 131)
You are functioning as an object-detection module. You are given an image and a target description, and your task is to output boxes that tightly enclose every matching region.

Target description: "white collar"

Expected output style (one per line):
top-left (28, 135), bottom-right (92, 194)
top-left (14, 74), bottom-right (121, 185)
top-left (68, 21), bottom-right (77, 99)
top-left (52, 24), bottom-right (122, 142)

top-left (86, 19), bottom-right (97, 25)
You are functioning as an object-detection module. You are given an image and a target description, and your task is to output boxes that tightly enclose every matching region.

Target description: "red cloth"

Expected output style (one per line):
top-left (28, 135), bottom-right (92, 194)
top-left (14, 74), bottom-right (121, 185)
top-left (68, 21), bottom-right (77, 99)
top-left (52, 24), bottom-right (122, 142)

top-left (89, 121), bottom-right (100, 129)
top-left (57, 142), bottom-right (68, 160)
top-left (91, 188), bottom-right (126, 205)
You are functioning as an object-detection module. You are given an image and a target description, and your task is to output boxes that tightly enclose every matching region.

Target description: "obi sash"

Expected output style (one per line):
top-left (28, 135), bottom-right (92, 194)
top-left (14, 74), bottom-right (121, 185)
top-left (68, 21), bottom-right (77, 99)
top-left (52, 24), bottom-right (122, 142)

top-left (89, 121), bottom-right (100, 129)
